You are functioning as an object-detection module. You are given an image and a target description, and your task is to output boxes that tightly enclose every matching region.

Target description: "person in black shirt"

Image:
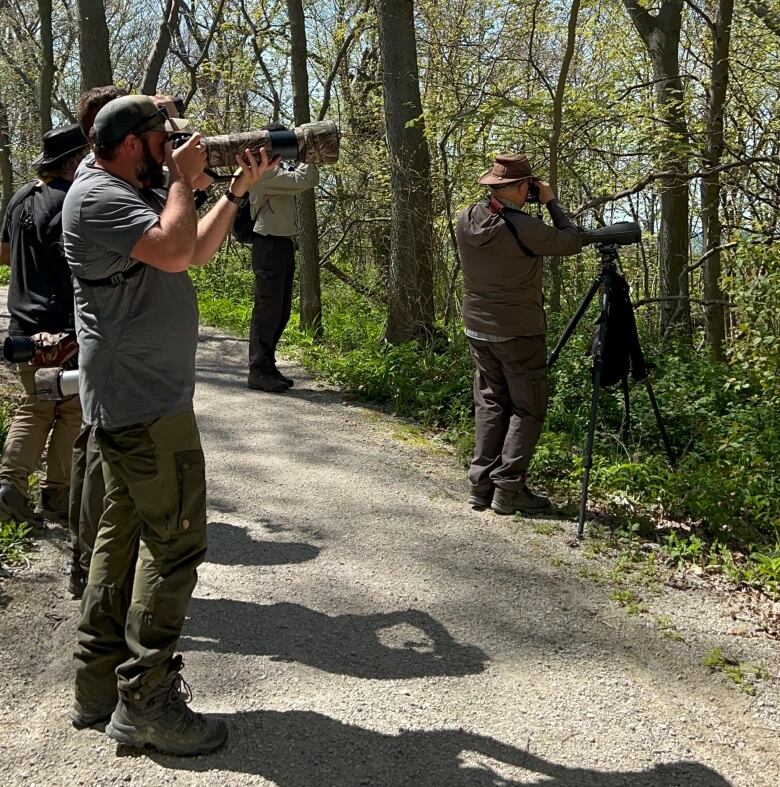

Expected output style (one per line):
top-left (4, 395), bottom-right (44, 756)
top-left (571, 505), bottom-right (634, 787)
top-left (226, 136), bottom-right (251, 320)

top-left (0, 124), bottom-right (88, 526)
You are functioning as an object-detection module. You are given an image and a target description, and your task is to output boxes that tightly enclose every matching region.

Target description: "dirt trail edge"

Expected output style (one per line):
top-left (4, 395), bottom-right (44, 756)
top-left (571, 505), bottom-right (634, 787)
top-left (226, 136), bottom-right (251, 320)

top-left (0, 314), bottom-right (778, 787)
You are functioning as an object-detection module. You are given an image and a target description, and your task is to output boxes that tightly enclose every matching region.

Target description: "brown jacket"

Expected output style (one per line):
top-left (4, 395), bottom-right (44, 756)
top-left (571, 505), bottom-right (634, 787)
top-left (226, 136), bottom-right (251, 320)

top-left (457, 199), bottom-right (581, 336)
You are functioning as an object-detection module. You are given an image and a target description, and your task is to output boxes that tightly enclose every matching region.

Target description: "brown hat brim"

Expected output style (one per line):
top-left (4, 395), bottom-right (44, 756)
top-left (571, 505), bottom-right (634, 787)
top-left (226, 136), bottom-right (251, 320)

top-left (478, 170), bottom-right (531, 186)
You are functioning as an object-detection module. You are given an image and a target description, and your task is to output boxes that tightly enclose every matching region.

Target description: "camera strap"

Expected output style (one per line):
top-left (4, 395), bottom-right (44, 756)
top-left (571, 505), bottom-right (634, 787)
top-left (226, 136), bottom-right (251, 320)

top-left (74, 261), bottom-right (145, 288)
top-left (486, 196), bottom-right (538, 258)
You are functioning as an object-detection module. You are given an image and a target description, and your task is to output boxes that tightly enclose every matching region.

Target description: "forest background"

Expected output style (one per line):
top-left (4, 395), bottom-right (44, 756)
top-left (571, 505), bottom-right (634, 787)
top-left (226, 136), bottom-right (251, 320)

top-left (0, 0), bottom-right (778, 596)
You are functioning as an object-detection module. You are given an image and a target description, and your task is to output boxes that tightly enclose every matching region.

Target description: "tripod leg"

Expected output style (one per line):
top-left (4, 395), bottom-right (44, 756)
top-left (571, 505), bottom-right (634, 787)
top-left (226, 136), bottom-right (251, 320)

top-left (644, 378), bottom-right (676, 468)
top-left (578, 275), bottom-right (613, 538)
top-left (547, 274), bottom-right (602, 369)
top-left (578, 372), bottom-right (601, 538)
top-left (620, 376), bottom-right (631, 442)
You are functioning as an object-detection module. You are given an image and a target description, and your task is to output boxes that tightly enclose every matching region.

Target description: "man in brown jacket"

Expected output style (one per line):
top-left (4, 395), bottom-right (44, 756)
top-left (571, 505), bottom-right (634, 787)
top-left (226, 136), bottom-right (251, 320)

top-left (457, 153), bottom-right (582, 515)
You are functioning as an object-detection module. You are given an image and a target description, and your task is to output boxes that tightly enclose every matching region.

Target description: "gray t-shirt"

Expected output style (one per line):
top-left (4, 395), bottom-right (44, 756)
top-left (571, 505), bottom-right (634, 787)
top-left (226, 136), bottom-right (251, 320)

top-left (62, 164), bottom-right (199, 428)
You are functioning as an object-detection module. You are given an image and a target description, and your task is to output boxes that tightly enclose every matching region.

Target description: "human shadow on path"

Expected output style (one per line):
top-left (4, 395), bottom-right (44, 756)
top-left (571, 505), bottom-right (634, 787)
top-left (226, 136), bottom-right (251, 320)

top-left (143, 709), bottom-right (733, 786)
top-left (206, 522), bottom-right (320, 567)
top-left (181, 599), bottom-right (487, 679)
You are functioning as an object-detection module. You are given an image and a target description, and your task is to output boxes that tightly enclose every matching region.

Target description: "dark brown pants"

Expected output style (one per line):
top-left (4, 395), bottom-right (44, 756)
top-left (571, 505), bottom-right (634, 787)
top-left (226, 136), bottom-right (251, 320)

top-left (467, 335), bottom-right (549, 493)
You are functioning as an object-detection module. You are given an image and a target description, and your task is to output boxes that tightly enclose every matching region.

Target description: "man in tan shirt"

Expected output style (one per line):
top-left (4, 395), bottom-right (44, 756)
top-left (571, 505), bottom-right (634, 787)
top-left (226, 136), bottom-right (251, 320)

top-left (247, 130), bottom-right (319, 392)
top-left (457, 154), bottom-right (581, 515)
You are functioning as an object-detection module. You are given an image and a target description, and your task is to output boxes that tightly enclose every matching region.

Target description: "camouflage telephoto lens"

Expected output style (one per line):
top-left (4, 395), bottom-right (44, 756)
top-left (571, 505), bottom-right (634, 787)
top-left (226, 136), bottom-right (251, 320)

top-left (204, 121), bottom-right (340, 168)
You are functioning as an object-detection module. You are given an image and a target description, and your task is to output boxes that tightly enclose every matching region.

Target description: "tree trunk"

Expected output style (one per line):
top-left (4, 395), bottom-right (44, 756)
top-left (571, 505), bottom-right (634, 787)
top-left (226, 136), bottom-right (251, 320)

top-left (141, 0), bottom-right (180, 96)
top-left (39, 0), bottom-right (54, 134)
top-left (624, 0), bottom-right (691, 338)
top-left (701, 0), bottom-right (733, 361)
top-left (0, 98), bottom-right (13, 225)
top-left (548, 0), bottom-right (581, 313)
top-left (77, 0), bottom-right (113, 90)
top-left (377, 0), bottom-right (434, 344)
top-left (287, 0), bottom-right (322, 338)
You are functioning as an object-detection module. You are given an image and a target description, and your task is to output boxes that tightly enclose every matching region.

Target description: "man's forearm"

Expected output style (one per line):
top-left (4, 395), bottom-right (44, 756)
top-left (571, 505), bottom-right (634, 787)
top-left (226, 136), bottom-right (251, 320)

top-left (191, 196), bottom-right (238, 267)
top-left (160, 179), bottom-right (198, 254)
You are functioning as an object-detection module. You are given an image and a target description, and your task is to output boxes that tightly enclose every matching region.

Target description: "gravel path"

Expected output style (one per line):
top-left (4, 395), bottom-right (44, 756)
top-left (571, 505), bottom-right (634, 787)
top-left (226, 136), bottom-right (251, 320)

top-left (0, 307), bottom-right (778, 786)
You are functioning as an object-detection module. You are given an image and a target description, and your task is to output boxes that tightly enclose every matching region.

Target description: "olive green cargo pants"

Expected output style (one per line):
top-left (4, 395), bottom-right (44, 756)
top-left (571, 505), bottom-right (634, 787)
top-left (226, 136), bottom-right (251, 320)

top-left (68, 423), bottom-right (106, 581)
top-left (0, 365), bottom-right (82, 494)
top-left (74, 410), bottom-right (207, 713)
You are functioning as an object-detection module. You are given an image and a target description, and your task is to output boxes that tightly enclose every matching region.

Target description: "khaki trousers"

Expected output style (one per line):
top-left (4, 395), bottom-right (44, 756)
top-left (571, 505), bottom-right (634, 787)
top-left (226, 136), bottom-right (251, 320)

top-left (74, 410), bottom-right (208, 712)
top-left (0, 366), bottom-right (82, 493)
top-left (467, 335), bottom-right (549, 493)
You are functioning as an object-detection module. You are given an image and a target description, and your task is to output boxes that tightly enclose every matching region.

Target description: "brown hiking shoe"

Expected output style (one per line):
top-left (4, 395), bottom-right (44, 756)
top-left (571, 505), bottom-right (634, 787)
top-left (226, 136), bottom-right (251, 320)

top-left (106, 658), bottom-right (227, 756)
top-left (491, 485), bottom-right (551, 515)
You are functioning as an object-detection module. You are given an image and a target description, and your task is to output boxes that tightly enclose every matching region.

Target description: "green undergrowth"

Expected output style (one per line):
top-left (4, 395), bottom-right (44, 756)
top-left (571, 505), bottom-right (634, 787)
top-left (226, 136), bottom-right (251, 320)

top-left (703, 646), bottom-right (769, 696)
top-left (0, 520), bottom-right (33, 565)
top-left (190, 251), bottom-right (780, 597)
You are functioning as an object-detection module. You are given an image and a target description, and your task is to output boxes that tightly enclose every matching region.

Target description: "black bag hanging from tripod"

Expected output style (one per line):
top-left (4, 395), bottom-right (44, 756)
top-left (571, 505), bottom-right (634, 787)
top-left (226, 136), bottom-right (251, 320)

top-left (593, 271), bottom-right (648, 387)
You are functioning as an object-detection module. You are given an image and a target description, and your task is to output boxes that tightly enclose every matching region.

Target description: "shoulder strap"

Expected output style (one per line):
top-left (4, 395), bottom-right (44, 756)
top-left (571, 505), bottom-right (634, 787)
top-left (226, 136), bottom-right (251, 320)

top-left (486, 196), bottom-right (538, 258)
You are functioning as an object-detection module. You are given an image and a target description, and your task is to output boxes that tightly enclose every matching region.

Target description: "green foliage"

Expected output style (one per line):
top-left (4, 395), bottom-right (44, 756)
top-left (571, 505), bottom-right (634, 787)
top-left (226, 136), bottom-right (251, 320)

top-left (609, 588), bottom-right (646, 615)
top-left (0, 519), bottom-right (33, 565)
top-left (703, 647), bottom-right (769, 696)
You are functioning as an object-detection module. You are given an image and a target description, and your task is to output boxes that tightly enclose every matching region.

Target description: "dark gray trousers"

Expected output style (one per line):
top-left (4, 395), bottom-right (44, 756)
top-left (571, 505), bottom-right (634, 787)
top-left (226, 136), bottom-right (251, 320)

top-left (467, 335), bottom-right (549, 493)
top-left (249, 234), bottom-right (295, 374)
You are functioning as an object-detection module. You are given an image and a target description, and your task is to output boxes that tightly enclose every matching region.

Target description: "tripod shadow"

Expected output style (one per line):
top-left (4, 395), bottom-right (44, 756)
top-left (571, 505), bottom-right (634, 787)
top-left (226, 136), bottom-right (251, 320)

top-left (181, 599), bottom-right (487, 679)
top-left (206, 522), bottom-right (320, 566)
top-left (141, 709), bottom-right (733, 786)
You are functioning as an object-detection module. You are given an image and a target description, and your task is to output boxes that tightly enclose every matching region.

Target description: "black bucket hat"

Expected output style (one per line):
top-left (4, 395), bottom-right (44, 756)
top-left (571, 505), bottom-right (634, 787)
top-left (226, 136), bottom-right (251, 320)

top-left (32, 123), bottom-right (88, 167)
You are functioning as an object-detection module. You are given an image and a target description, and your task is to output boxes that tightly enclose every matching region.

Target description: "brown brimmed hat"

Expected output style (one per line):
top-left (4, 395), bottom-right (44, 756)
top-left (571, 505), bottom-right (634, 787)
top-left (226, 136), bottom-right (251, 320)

top-left (478, 153), bottom-right (534, 186)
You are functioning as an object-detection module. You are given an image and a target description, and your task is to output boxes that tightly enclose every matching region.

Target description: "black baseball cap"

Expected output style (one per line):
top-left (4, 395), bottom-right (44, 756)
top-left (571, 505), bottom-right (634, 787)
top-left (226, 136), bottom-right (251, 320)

top-left (32, 123), bottom-right (88, 167)
top-left (93, 95), bottom-right (168, 146)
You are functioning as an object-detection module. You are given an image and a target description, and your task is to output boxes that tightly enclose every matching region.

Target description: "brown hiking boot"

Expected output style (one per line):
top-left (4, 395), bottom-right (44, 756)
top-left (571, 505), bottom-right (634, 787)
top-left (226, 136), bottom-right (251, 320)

top-left (491, 485), bottom-right (551, 515)
top-left (106, 658), bottom-right (228, 756)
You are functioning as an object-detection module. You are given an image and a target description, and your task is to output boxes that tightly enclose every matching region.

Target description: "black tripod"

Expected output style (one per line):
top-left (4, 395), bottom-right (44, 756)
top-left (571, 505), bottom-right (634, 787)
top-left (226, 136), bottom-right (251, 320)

top-left (547, 243), bottom-right (676, 538)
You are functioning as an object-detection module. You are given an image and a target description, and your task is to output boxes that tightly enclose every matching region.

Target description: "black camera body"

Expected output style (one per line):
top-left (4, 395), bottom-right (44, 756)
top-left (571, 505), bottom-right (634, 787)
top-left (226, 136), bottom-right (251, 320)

top-left (526, 179), bottom-right (541, 204)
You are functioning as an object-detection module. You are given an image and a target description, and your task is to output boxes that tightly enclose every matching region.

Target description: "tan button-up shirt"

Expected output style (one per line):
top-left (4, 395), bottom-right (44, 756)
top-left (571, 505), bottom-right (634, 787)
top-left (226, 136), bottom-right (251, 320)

top-left (248, 164), bottom-right (319, 238)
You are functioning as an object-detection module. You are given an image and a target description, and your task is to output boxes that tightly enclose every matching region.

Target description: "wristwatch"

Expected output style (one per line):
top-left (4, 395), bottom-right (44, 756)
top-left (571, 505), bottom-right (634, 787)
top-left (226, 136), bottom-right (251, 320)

top-left (224, 189), bottom-right (248, 208)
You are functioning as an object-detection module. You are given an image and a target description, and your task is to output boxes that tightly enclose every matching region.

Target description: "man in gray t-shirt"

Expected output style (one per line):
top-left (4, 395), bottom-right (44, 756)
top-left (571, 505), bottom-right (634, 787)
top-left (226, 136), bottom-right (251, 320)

top-left (64, 171), bottom-right (198, 427)
top-left (63, 95), bottom-right (276, 756)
